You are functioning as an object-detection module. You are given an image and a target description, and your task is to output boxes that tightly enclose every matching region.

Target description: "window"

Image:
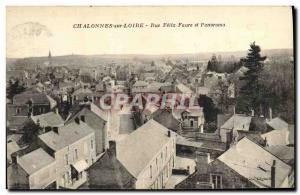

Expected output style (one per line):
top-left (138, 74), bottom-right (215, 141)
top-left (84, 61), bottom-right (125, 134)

top-left (150, 165), bottom-right (152, 178)
top-left (75, 149), bottom-right (78, 160)
top-left (190, 120), bottom-right (194, 127)
top-left (16, 107), bottom-right (20, 114)
top-left (156, 158), bottom-right (158, 171)
top-left (211, 174), bottom-right (222, 189)
top-left (65, 154), bottom-right (68, 165)
top-left (91, 140), bottom-right (93, 149)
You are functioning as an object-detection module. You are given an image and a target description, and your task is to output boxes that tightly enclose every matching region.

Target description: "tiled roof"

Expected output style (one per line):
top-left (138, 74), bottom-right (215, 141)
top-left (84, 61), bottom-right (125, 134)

top-left (221, 114), bottom-right (252, 131)
top-left (38, 122), bottom-right (94, 151)
top-left (13, 89), bottom-right (50, 105)
top-left (217, 137), bottom-right (291, 188)
top-left (265, 145), bottom-right (294, 165)
top-left (266, 117), bottom-right (288, 130)
top-left (117, 119), bottom-right (173, 178)
top-left (261, 129), bottom-right (290, 146)
top-left (153, 110), bottom-right (181, 132)
top-left (17, 148), bottom-right (55, 175)
top-left (67, 107), bottom-right (106, 132)
top-left (31, 112), bottom-right (64, 127)
top-left (87, 152), bottom-right (135, 189)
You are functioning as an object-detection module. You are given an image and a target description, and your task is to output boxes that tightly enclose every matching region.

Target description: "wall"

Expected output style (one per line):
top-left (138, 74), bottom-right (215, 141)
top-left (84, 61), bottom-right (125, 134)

top-left (29, 161), bottom-right (56, 189)
top-left (206, 159), bottom-right (257, 189)
top-left (135, 135), bottom-right (176, 189)
top-left (54, 132), bottom-right (96, 188)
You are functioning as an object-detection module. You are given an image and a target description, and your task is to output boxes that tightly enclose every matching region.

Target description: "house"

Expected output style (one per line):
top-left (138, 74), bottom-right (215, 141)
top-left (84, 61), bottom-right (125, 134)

top-left (219, 114), bottom-right (252, 143)
top-left (38, 121), bottom-right (96, 189)
top-left (8, 148), bottom-right (56, 189)
top-left (261, 129), bottom-right (292, 146)
top-left (87, 120), bottom-right (176, 189)
top-left (180, 109), bottom-right (205, 132)
top-left (213, 137), bottom-right (293, 188)
top-left (131, 80), bottom-right (148, 94)
top-left (86, 142), bottom-right (136, 189)
top-left (142, 103), bottom-right (160, 123)
top-left (11, 89), bottom-right (52, 116)
top-left (153, 109), bottom-right (181, 133)
top-left (266, 117), bottom-right (289, 131)
top-left (176, 137), bottom-right (293, 189)
top-left (6, 116), bottom-right (33, 132)
top-left (31, 112), bottom-right (64, 133)
top-left (66, 107), bottom-right (107, 155)
top-left (175, 83), bottom-right (193, 95)
top-left (72, 87), bottom-right (93, 103)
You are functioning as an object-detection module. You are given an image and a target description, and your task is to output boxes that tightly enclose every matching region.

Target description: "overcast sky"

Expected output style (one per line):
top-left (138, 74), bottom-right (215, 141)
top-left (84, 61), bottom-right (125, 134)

top-left (6, 6), bottom-right (293, 58)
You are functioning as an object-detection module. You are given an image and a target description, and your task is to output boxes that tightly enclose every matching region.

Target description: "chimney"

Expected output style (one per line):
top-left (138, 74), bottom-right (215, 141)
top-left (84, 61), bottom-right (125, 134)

top-left (269, 107), bottom-right (273, 121)
top-left (251, 109), bottom-right (254, 117)
top-left (264, 137), bottom-right (268, 147)
top-left (55, 107), bottom-right (59, 115)
top-left (196, 152), bottom-right (210, 176)
top-left (53, 127), bottom-right (59, 134)
top-left (11, 153), bottom-right (19, 164)
top-left (108, 140), bottom-right (116, 156)
top-left (271, 160), bottom-right (276, 188)
top-left (167, 130), bottom-right (171, 137)
top-left (75, 117), bottom-right (80, 124)
top-left (80, 115), bottom-right (85, 122)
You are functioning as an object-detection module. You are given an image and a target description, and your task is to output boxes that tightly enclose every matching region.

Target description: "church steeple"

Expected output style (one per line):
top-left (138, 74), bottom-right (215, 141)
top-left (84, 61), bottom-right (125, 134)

top-left (48, 50), bottom-right (52, 65)
top-left (48, 50), bottom-right (52, 58)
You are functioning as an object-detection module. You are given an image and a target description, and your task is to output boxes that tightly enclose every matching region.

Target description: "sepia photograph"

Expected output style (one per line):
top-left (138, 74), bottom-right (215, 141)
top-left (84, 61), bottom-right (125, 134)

top-left (5, 6), bottom-right (295, 190)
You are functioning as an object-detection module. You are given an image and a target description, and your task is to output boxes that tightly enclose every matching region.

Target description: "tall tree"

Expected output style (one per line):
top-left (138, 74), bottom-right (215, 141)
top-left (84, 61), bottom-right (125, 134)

top-left (237, 42), bottom-right (266, 113)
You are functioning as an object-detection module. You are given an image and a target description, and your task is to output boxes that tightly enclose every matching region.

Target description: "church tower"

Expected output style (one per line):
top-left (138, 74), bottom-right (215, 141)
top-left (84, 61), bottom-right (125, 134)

top-left (48, 50), bottom-right (52, 66)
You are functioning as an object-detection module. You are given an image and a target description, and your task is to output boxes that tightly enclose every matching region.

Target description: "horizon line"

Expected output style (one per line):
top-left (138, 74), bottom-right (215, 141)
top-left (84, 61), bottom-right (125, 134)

top-left (6, 47), bottom-right (293, 59)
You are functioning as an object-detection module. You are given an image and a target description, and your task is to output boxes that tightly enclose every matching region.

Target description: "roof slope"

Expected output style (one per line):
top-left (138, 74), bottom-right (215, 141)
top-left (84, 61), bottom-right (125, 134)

top-left (267, 117), bottom-right (288, 130)
top-left (153, 110), bottom-right (181, 132)
top-left (265, 146), bottom-right (294, 165)
top-left (87, 152), bottom-right (135, 189)
top-left (221, 114), bottom-right (252, 131)
top-left (13, 89), bottom-right (50, 105)
top-left (217, 137), bottom-right (291, 188)
top-left (31, 112), bottom-right (64, 127)
top-left (17, 148), bottom-right (55, 175)
top-left (38, 122), bottom-right (94, 151)
top-left (67, 107), bottom-right (106, 132)
top-left (117, 119), bottom-right (172, 178)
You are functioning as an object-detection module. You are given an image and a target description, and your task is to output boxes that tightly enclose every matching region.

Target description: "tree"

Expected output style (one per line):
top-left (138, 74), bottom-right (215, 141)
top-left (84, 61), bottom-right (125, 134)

top-left (21, 120), bottom-right (41, 144)
top-left (236, 42), bottom-right (266, 113)
top-left (207, 54), bottom-right (218, 71)
top-left (214, 80), bottom-right (230, 112)
top-left (198, 95), bottom-right (218, 123)
top-left (6, 79), bottom-right (26, 100)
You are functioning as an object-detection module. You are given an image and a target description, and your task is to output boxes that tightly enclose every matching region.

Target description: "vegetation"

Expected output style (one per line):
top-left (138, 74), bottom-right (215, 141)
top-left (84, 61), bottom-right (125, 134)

top-left (235, 42), bottom-right (294, 123)
top-left (207, 54), bottom-right (242, 73)
top-left (6, 79), bottom-right (26, 100)
top-left (236, 42), bottom-right (266, 114)
top-left (198, 95), bottom-right (219, 132)
top-left (20, 120), bottom-right (41, 145)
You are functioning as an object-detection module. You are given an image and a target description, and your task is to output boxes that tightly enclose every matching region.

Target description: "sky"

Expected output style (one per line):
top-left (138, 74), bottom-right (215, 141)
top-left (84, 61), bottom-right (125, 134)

top-left (6, 6), bottom-right (293, 58)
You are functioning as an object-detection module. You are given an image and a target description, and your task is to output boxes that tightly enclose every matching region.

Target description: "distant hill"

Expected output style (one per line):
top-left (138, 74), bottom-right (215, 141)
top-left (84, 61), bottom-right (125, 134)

top-left (7, 48), bottom-right (293, 70)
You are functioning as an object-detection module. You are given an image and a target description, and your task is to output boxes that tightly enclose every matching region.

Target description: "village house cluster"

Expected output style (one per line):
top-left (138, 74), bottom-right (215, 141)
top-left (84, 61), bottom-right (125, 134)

top-left (6, 51), bottom-right (294, 189)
